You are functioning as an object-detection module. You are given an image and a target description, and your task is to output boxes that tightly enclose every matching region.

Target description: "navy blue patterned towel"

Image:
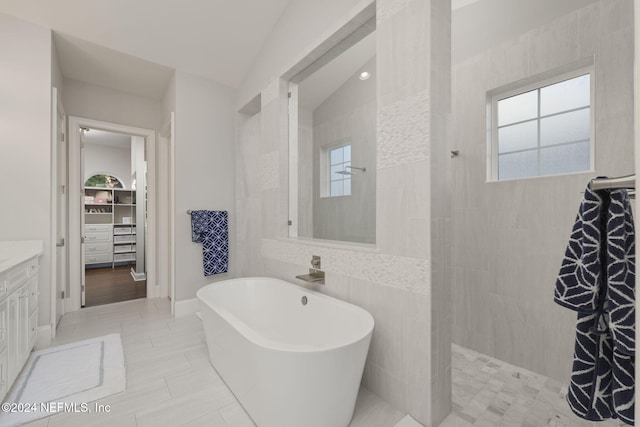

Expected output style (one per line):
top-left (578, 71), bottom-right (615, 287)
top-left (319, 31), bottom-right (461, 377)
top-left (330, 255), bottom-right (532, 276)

top-left (190, 210), bottom-right (229, 276)
top-left (554, 186), bottom-right (605, 312)
top-left (554, 184), bottom-right (635, 425)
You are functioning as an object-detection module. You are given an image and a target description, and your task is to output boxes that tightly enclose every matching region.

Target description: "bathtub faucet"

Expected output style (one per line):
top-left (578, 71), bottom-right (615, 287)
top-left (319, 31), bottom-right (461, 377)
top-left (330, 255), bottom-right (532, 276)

top-left (295, 255), bottom-right (325, 285)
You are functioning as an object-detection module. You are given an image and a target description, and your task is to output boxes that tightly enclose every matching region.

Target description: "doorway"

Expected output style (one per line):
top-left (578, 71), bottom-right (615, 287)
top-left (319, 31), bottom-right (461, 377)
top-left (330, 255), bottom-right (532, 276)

top-left (68, 116), bottom-right (160, 312)
top-left (82, 129), bottom-right (146, 307)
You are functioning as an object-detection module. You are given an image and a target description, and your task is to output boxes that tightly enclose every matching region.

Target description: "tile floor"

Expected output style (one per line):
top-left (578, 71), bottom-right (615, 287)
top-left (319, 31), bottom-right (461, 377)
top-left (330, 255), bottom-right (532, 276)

top-left (19, 298), bottom-right (405, 427)
top-left (439, 344), bottom-right (628, 427)
top-left (15, 298), bottom-right (632, 427)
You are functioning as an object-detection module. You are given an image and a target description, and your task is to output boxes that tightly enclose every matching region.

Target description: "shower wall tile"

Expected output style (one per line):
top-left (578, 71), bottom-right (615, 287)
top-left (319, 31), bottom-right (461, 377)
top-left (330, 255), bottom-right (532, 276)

top-left (451, 0), bottom-right (634, 384)
top-left (577, 0), bottom-right (634, 58)
top-left (363, 363), bottom-right (407, 414)
top-left (527, 11), bottom-right (579, 77)
top-left (594, 113), bottom-right (635, 174)
top-left (235, 112), bottom-right (262, 278)
top-left (450, 142), bottom-right (486, 210)
top-left (260, 189), bottom-right (279, 240)
top-left (450, 208), bottom-right (488, 271)
top-left (486, 34), bottom-right (531, 90)
top-left (260, 79), bottom-right (287, 155)
top-left (594, 27), bottom-right (635, 121)
top-left (377, 161), bottom-right (431, 258)
top-left (235, 115), bottom-right (262, 199)
top-left (451, 267), bottom-right (494, 357)
top-left (368, 285), bottom-right (408, 378)
top-left (259, 151), bottom-right (279, 190)
top-left (406, 292), bottom-right (432, 423)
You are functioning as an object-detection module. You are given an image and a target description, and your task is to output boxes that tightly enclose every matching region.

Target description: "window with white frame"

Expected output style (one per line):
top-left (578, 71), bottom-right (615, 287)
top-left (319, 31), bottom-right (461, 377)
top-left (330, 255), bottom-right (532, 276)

top-left (328, 144), bottom-right (352, 196)
top-left (489, 69), bottom-right (593, 181)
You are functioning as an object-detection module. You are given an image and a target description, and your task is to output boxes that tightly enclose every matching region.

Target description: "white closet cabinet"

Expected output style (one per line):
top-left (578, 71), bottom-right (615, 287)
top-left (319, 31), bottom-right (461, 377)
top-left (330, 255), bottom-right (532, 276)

top-left (0, 250), bottom-right (40, 402)
top-left (84, 187), bottom-right (137, 267)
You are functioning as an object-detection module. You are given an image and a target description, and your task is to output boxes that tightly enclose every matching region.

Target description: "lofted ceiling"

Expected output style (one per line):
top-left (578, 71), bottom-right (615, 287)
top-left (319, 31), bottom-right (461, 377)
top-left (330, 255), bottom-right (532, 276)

top-left (0, 0), bottom-right (292, 97)
top-left (0, 0), bottom-right (596, 101)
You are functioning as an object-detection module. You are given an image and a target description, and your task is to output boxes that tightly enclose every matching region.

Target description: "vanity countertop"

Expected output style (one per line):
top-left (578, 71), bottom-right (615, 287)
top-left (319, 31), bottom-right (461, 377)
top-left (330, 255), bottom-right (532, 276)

top-left (0, 240), bottom-right (43, 274)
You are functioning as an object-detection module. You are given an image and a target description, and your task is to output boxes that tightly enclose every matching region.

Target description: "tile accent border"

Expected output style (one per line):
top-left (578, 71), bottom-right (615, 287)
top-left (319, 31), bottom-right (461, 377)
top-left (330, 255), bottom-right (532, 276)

top-left (377, 91), bottom-right (431, 169)
top-left (262, 238), bottom-right (431, 294)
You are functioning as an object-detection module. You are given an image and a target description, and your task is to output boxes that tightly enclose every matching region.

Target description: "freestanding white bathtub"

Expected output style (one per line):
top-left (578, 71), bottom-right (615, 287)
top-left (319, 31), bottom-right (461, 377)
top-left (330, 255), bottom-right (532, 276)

top-left (196, 277), bottom-right (374, 427)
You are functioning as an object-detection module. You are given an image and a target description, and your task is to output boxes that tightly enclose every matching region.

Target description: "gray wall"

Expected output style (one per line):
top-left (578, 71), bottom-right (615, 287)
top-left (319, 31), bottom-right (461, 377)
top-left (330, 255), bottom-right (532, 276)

top-left (63, 78), bottom-right (163, 130)
top-left (174, 70), bottom-right (237, 301)
top-left (451, 0), bottom-right (635, 382)
top-left (311, 56), bottom-right (376, 244)
top-left (0, 13), bottom-right (54, 333)
top-left (84, 143), bottom-right (132, 189)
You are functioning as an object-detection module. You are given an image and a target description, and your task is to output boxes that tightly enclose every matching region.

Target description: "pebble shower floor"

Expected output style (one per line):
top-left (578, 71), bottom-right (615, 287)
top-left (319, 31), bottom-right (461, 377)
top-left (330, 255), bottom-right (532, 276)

top-left (440, 344), bottom-right (628, 427)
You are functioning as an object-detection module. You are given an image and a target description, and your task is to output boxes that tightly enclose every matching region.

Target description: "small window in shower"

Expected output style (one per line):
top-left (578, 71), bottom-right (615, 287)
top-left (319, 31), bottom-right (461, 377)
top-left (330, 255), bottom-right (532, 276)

top-left (328, 144), bottom-right (351, 197)
top-left (488, 66), bottom-right (593, 181)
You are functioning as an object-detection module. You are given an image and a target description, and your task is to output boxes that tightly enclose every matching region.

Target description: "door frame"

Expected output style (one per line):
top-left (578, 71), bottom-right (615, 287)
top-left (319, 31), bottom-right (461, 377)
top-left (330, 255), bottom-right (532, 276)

top-left (68, 116), bottom-right (160, 311)
top-left (159, 113), bottom-right (176, 315)
top-left (50, 87), bottom-right (66, 338)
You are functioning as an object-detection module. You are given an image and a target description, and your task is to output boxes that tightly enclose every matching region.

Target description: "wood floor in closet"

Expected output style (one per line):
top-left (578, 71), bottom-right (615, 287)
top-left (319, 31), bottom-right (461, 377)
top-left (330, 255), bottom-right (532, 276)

top-left (84, 265), bottom-right (146, 307)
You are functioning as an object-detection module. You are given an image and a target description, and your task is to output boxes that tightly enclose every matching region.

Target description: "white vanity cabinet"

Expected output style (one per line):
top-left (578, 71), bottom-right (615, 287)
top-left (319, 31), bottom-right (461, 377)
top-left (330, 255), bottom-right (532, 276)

top-left (0, 241), bottom-right (42, 402)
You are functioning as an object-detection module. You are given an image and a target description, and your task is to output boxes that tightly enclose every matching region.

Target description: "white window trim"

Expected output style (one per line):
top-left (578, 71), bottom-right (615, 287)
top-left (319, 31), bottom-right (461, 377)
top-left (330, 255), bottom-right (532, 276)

top-left (487, 61), bottom-right (595, 182)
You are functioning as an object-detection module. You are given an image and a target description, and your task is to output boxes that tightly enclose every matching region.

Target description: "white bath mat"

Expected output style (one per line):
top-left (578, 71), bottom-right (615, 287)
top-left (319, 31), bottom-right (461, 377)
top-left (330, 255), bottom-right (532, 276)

top-left (0, 333), bottom-right (126, 427)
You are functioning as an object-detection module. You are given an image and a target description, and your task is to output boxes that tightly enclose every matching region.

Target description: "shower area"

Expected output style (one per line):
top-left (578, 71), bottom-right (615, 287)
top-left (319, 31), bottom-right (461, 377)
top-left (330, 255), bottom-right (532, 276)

top-left (448, 0), bottom-right (636, 425)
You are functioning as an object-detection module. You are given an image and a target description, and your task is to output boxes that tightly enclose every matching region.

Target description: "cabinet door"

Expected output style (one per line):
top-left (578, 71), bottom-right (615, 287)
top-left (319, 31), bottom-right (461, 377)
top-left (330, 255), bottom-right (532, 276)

top-left (17, 284), bottom-right (29, 367)
top-left (0, 300), bottom-right (7, 353)
top-left (28, 311), bottom-right (38, 350)
top-left (7, 292), bottom-right (17, 384)
top-left (27, 275), bottom-right (38, 315)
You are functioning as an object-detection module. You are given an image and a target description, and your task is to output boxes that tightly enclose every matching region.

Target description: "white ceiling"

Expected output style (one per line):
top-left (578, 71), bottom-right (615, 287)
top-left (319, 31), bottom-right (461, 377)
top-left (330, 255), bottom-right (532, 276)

top-left (0, 0), bottom-right (292, 94)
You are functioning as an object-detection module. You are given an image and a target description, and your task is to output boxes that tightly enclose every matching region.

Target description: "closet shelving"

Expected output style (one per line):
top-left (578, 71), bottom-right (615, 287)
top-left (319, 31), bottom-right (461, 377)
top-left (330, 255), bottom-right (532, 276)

top-left (84, 187), bottom-right (137, 268)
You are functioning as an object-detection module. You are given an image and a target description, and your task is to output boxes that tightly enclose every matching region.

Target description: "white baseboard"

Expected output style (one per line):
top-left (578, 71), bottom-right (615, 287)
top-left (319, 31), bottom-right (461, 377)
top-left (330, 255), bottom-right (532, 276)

top-left (35, 324), bottom-right (52, 349)
top-left (130, 268), bottom-right (147, 281)
top-left (174, 298), bottom-right (200, 317)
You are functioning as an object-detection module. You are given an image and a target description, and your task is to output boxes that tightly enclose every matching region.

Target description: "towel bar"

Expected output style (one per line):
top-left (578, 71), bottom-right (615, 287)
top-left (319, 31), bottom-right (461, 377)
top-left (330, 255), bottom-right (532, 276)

top-left (589, 174), bottom-right (635, 191)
